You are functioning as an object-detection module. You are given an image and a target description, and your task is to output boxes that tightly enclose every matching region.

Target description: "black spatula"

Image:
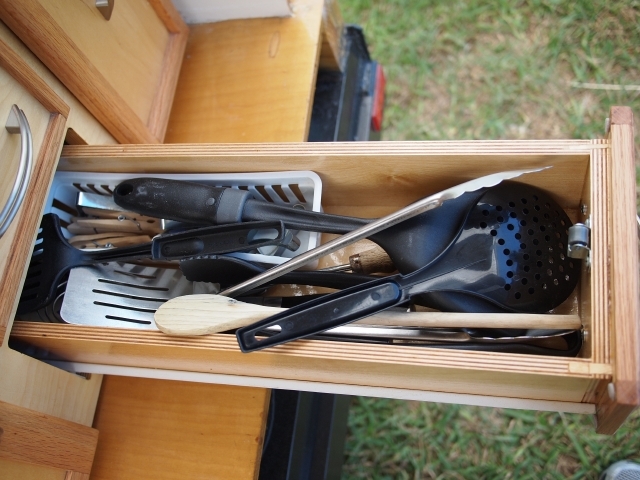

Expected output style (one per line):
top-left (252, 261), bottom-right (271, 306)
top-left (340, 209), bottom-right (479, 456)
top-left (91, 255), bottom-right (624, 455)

top-left (18, 215), bottom-right (293, 314)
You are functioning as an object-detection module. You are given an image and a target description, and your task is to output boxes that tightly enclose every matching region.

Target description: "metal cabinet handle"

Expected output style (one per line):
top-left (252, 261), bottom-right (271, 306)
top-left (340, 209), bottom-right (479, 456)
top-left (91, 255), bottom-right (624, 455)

top-left (96, 0), bottom-right (115, 20)
top-left (0, 105), bottom-right (33, 238)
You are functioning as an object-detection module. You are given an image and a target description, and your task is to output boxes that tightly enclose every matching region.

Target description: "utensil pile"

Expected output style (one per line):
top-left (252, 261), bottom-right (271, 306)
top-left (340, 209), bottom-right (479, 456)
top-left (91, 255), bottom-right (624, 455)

top-left (17, 168), bottom-right (584, 356)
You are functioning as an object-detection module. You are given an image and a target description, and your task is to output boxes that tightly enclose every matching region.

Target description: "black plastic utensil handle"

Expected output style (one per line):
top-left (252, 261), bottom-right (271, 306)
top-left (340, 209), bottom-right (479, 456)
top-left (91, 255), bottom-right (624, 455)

top-left (236, 279), bottom-right (404, 352)
top-left (151, 221), bottom-right (286, 260)
top-left (113, 177), bottom-right (251, 224)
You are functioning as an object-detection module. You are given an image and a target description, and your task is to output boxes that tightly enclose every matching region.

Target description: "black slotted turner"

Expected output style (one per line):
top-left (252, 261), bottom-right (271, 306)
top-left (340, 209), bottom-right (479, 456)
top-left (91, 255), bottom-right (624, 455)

top-left (19, 214), bottom-right (152, 315)
top-left (17, 214), bottom-right (293, 314)
top-left (236, 182), bottom-right (582, 352)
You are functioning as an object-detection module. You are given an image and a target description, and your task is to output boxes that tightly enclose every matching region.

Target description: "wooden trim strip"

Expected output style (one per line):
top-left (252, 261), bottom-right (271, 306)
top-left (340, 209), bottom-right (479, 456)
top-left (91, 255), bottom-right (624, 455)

top-left (0, 114), bottom-right (66, 345)
top-left (608, 106), bottom-right (640, 404)
top-left (0, 0), bottom-right (158, 144)
top-left (53, 361), bottom-right (598, 415)
top-left (594, 141), bottom-right (610, 364)
top-left (146, 0), bottom-right (189, 141)
top-left (0, 37), bottom-right (69, 116)
top-left (10, 322), bottom-right (609, 379)
top-left (65, 472), bottom-right (90, 480)
top-left (0, 37), bottom-right (68, 343)
top-left (147, 0), bottom-right (188, 34)
top-left (595, 106), bottom-right (640, 434)
top-left (61, 140), bottom-right (599, 158)
top-left (147, 31), bottom-right (189, 141)
top-left (318, 0), bottom-right (344, 70)
top-left (56, 142), bottom-right (593, 213)
top-left (0, 400), bottom-right (98, 474)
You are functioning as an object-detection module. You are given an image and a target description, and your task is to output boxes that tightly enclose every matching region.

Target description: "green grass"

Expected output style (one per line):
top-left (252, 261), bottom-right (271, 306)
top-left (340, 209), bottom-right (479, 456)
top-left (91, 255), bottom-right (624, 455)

top-left (338, 1), bottom-right (640, 478)
top-left (344, 400), bottom-right (640, 479)
top-left (340, 0), bottom-right (640, 145)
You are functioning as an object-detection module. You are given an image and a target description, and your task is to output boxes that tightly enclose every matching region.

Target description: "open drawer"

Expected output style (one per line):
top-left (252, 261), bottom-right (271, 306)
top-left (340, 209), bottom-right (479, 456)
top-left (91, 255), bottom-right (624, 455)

top-left (9, 107), bottom-right (639, 434)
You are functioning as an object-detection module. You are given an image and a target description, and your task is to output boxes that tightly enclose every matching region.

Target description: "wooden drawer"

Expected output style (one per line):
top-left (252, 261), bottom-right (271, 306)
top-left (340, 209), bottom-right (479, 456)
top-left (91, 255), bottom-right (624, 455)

top-left (9, 109), bottom-right (640, 434)
top-left (0, 0), bottom-right (188, 144)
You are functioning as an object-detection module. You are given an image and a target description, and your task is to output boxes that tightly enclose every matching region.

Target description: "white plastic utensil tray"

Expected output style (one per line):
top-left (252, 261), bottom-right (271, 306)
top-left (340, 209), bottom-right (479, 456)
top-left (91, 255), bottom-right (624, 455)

top-left (44, 171), bottom-right (323, 266)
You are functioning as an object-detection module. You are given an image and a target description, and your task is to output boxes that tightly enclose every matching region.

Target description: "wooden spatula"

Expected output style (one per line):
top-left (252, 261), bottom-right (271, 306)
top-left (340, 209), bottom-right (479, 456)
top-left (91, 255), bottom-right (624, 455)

top-left (153, 294), bottom-right (581, 336)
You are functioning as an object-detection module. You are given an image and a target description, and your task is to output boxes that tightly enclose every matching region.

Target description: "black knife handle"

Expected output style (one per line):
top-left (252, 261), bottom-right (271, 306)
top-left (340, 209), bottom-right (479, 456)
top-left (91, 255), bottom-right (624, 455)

top-left (113, 177), bottom-right (251, 225)
top-left (236, 279), bottom-right (403, 352)
top-left (151, 221), bottom-right (287, 260)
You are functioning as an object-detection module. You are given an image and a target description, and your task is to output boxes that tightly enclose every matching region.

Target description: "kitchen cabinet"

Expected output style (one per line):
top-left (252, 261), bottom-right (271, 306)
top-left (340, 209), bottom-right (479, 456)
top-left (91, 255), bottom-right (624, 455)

top-left (0, 1), bottom-right (638, 478)
top-left (0, 20), bottom-right (113, 479)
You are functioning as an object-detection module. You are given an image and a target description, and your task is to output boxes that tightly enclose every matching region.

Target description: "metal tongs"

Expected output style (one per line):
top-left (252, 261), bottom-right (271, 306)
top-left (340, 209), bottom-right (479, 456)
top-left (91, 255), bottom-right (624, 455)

top-left (221, 168), bottom-right (547, 298)
top-left (221, 167), bottom-right (549, 351)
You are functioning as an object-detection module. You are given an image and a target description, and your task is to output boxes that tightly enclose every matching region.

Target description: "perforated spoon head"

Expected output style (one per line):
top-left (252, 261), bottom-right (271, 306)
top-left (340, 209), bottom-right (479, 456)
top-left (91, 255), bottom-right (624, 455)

top-left (415, 182), bottom-right (581, 314)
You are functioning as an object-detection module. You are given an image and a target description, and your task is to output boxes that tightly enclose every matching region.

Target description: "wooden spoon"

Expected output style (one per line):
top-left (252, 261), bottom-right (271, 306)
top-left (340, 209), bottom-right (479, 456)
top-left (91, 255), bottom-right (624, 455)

top-left (153, 294), bottom-right (581, 336)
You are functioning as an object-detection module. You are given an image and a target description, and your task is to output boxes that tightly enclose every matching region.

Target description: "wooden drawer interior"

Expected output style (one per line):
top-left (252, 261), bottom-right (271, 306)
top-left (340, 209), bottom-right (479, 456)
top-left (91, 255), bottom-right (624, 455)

top-left (8, 136), bottom-right (638, 433)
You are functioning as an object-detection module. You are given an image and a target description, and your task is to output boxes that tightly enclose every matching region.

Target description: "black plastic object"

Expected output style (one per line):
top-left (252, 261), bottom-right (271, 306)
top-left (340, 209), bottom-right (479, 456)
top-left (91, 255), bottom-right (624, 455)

top-left (152, 221), bottom-right (290, 260)
top-left (113, 177), bottom-right (252, 224)
top-left (111, 176), bottom-right (487, 275)
top-left (236, 183), bottom-right (581, 352)
top-left (309, 25), bottom-right (381, 142)
top-left (17, 214), bottom-right (291, 314)
top-left (112, 176), bottom-right (370, 233)
top-left (179, 255), bottom-right (377, 291)
top-left (258, 390), bottom-right (351, 480)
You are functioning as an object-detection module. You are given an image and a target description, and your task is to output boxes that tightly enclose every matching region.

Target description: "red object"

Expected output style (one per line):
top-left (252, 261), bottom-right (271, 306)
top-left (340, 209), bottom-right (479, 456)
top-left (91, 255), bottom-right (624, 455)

top-left (371, 64), bottom-right (385, 132)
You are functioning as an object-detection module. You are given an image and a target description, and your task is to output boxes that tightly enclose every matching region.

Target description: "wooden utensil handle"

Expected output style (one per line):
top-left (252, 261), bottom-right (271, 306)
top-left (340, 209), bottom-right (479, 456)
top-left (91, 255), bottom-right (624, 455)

top-left (349, 246), bottom-right (395, 274)
top-left (154, 294), bottom-right (582, 336)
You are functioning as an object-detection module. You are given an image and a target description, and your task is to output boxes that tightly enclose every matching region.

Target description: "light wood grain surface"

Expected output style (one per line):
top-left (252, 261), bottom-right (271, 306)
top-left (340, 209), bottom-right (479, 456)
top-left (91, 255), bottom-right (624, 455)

top-left (0, 458), bottom-right (67, 480)
top-left (37, 0), bottom-right (170, 122)
top-left (89, 376), bottom-right (270, 480)
top-left (0, 348), bottom-right (102, 426)
top-left (10, 322), bottom-right (611, 404)
top-left (0, 21), bottom-right (103, 443)
top-left (146, 0), bottom-right (190, 141)
top-left (318, 0), bottom-right (343, 70)
top-left (0, 0), bottom-right (187, 143)
top-left (59, 140), bottom-right (595, 211)
top-left (165, 0), bottom-right (325, 143)
top-left (0, 22), bottom-right (115, 145)
top-left (595, 106), bottom-right (640, 434)
top-left (0, 35), bottom-right (71, 348)
top-left (0, 65), bottom-right (50, 345)
top-left (0, 400), bottom-right (98, 473)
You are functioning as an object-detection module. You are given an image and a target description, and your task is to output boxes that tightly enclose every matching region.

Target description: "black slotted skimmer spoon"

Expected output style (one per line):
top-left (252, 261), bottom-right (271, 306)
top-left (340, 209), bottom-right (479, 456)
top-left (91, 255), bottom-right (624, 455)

top-left (236, 182), bottom-right (581, 352)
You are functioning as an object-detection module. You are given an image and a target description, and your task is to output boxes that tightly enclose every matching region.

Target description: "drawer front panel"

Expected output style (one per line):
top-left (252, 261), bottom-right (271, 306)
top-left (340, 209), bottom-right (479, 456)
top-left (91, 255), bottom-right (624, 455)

top-left (0, 68), bottom-right (49, 301)
top-left (0, 39), bottom-right (69, 346)
top-left (0, 0), bottom-right (189, 144)
top-left (38, 0), bottom-right (169, 123)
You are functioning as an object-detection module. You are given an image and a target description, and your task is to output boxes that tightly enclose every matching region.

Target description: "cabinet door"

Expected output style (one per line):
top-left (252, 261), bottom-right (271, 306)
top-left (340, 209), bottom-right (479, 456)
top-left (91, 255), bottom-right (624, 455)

top-left (0, 0), bottom-right (188, 144)
top-left (0, 39), bottom-right (68, 345)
